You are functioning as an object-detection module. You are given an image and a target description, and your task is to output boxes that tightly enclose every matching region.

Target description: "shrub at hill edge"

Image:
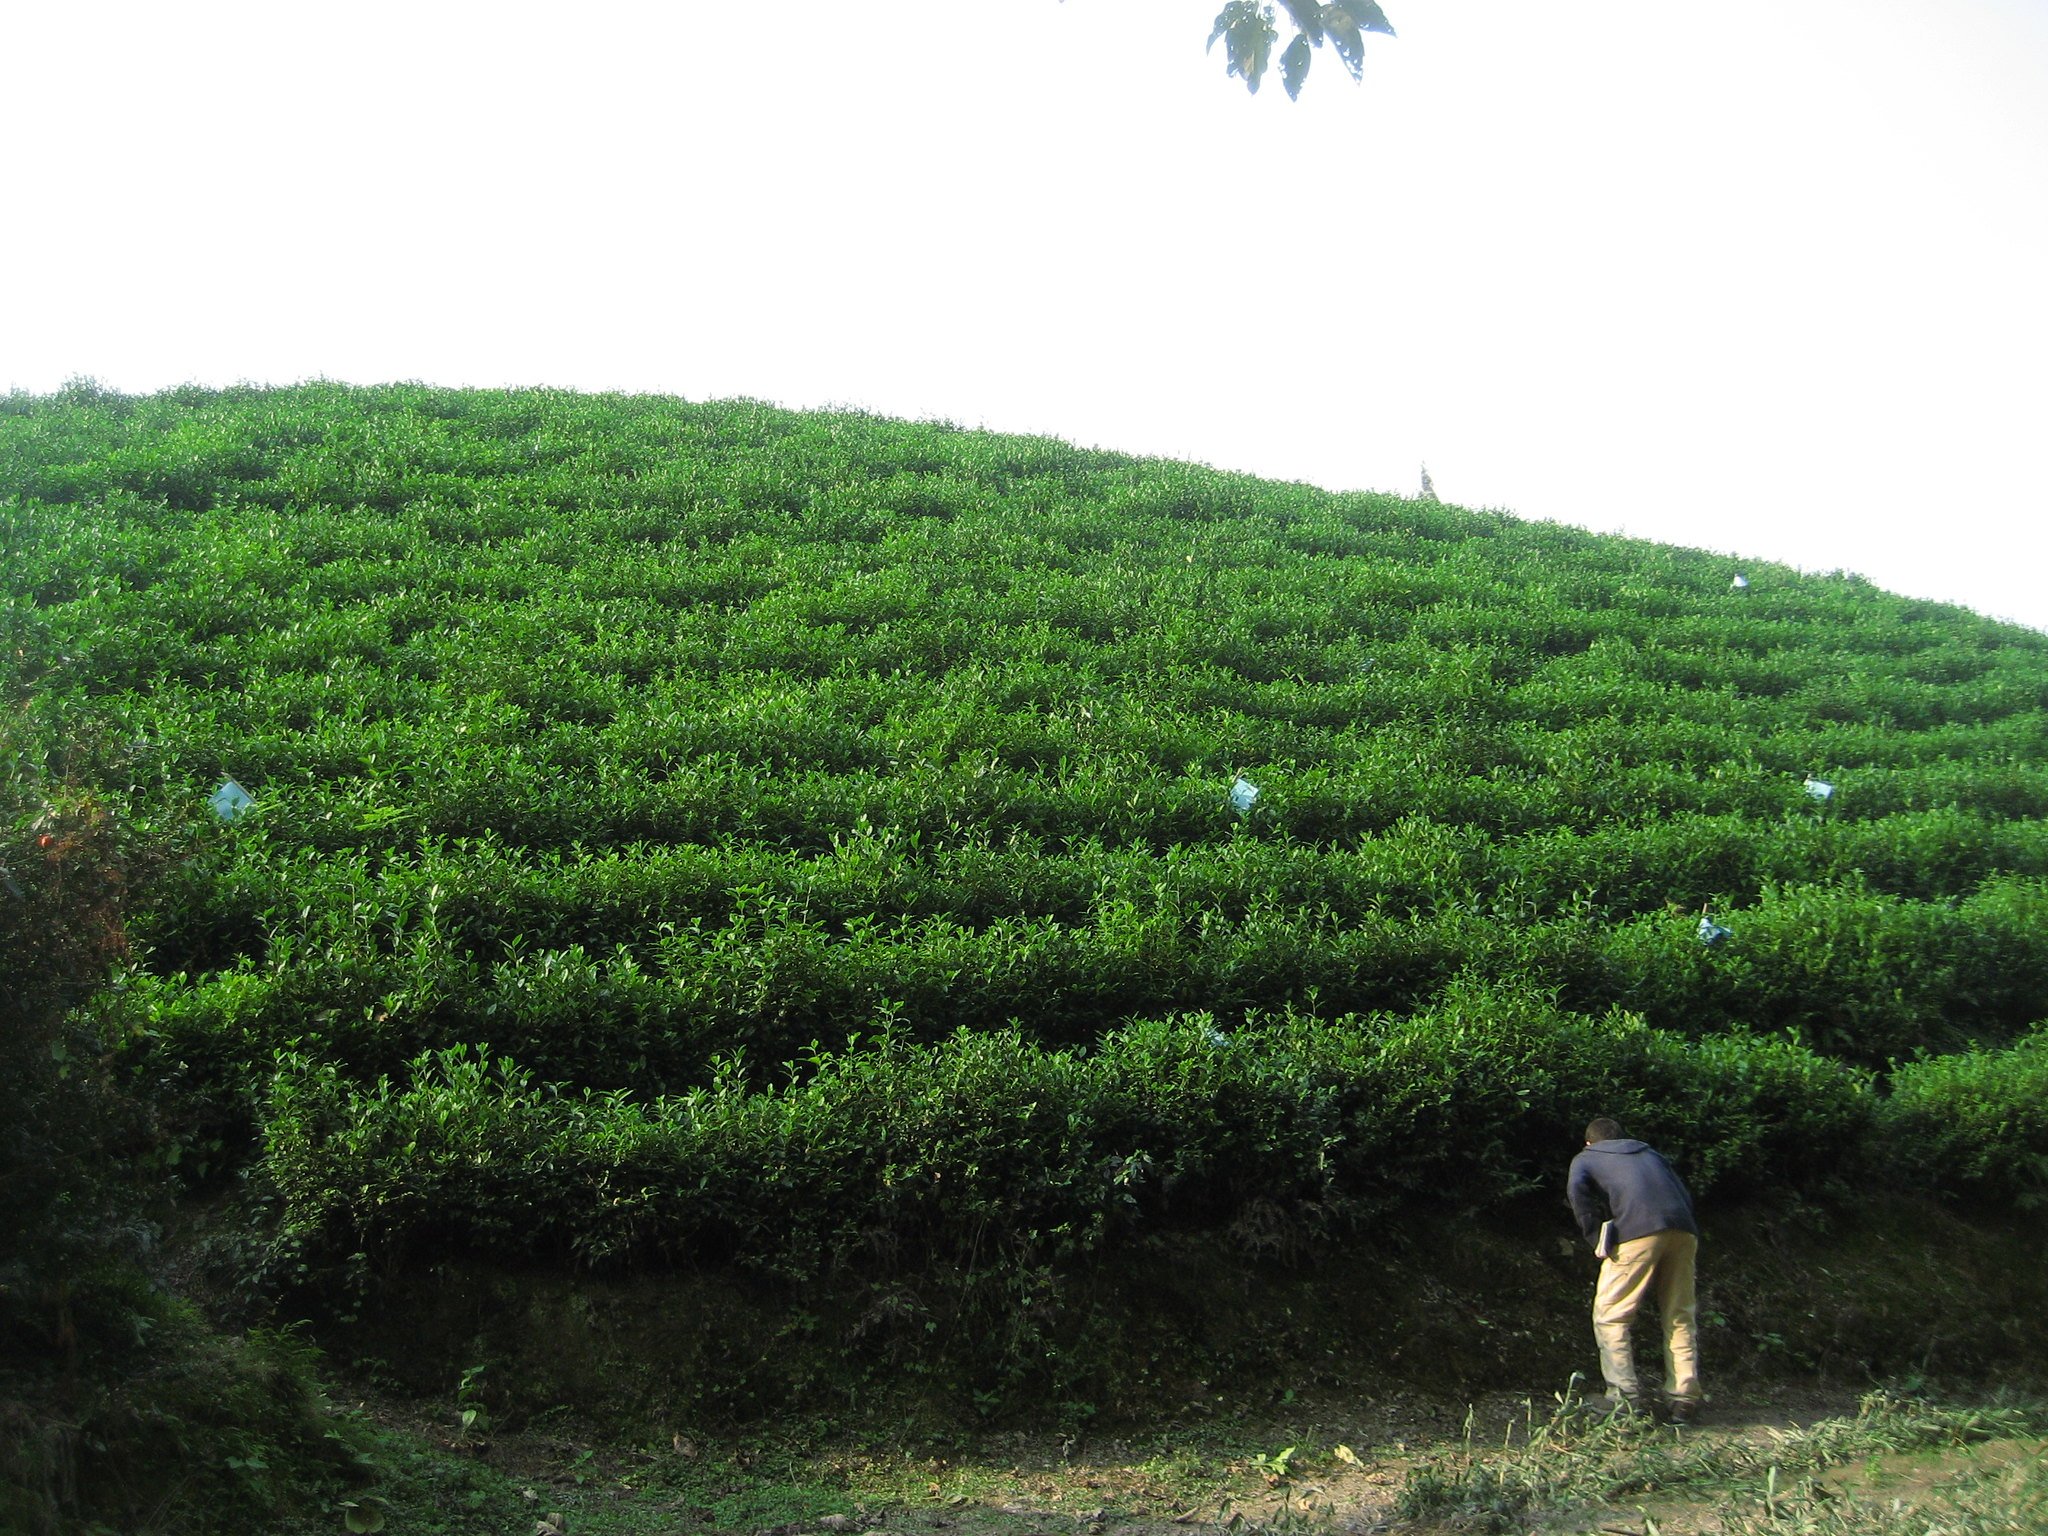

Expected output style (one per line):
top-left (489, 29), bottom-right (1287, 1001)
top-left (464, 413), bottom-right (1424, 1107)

top-left (0, 711), bottom-right (369, 1536)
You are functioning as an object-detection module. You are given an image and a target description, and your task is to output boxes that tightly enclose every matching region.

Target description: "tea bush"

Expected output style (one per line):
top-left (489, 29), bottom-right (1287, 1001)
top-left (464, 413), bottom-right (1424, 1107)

top-left (1, 707), bottom-right (165, 1361)
top-left (1877, 1029), bottom-right (2048, 1203)
top-left (260, 994), bottom-right (1875, 1304)
top-left (9, 381), bottom-right (2048, 1310)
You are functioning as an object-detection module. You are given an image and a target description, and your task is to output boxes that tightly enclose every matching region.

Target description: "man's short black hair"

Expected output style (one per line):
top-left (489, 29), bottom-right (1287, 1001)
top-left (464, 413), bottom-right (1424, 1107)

top-left (1585, 1117), bottom-right (1625, 1144)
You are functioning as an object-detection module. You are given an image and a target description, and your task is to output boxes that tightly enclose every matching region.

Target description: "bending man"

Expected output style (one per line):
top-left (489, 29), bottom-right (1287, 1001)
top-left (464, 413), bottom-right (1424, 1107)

top-left (1566, 1117), bottom-right (1703, 1422)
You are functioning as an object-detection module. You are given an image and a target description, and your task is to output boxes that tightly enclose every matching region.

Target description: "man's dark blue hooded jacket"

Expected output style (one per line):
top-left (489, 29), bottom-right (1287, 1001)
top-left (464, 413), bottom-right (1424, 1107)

top-left (1566, 1138), bottom-right (1698, 1249)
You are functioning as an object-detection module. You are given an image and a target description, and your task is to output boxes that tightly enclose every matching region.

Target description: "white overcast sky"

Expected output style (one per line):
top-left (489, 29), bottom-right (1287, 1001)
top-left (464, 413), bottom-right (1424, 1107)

top-left (5, 1), bottom-right (2046, 630)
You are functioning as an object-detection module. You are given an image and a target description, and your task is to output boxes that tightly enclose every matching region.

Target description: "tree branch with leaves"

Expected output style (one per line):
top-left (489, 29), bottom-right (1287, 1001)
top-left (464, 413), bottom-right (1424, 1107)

top-left (1208, 0), bottom-right (1396, 99)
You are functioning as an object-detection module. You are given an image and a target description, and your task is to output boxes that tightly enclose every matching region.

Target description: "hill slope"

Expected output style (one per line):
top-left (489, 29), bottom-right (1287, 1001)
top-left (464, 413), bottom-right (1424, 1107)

top-left (6, 381), bottom-right (2047, 1402)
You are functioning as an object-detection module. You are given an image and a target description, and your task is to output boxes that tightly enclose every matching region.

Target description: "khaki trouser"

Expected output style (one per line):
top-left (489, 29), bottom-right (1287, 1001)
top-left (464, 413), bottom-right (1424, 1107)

top-left (1594, 1229), bottom-right (1700, 1403)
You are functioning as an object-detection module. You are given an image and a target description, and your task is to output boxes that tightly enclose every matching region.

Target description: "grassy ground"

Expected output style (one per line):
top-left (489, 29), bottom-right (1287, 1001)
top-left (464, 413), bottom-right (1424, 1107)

top-left (145, 1191), bottom-right (2040, 1535)
top-left (27, 1192), bottom-right (2034, 1533)
top-left (285, 1382), bottom-right (2048, 1536)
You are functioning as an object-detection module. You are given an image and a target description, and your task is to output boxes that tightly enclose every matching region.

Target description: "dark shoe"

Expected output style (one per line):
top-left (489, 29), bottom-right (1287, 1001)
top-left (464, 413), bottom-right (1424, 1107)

top-left (1666, 1399), bottom-right (1703, 1426)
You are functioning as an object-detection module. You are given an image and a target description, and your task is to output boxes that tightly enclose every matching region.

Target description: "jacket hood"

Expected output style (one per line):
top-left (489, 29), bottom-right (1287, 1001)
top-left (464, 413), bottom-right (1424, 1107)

top-left (1587, 1138), bottom-right (1650, 1154)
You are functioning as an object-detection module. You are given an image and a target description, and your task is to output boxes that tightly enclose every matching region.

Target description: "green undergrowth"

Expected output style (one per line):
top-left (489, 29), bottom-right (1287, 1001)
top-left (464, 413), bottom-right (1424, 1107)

top-left (0, 1284), bottom-right (528, 1536)
top-left (0, 1293), bottom-right (367, 1536)
top-left (263, 1191), bottom-right (2048, 1444)
top-left (9, 1246), bottom-right (2046, 1534)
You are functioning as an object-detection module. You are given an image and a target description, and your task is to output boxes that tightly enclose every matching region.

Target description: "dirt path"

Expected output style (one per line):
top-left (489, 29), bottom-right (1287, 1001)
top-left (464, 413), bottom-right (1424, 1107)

top-left (391, 1382), bottom-right (2026, 1536)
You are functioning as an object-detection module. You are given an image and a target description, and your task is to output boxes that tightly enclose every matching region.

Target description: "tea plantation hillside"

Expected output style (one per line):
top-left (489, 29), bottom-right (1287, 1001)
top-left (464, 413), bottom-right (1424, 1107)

top-left (6, 381), bottom-right (2048, 1404)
